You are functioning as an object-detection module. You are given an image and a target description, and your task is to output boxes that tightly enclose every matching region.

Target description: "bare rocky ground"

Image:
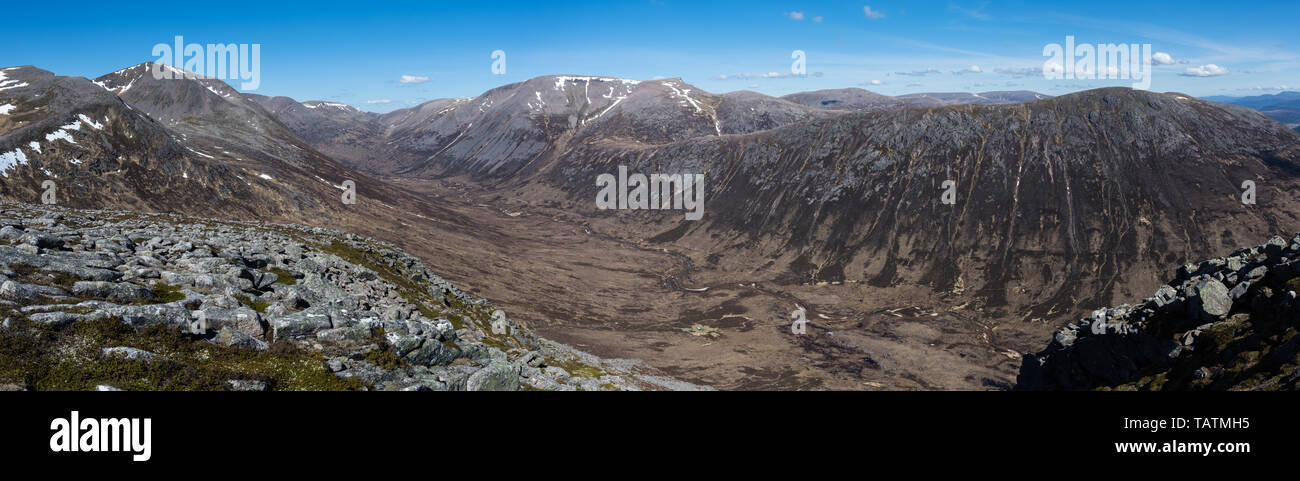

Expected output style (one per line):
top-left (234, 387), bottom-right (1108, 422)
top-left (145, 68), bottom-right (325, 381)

top-left (1019, 232), bottom-right (1300, 390)
top-left (0, 201), bottom-right (710, 391)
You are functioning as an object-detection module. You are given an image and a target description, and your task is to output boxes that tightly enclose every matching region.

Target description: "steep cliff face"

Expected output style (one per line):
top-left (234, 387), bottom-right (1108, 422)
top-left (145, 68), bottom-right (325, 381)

top-left (1018, 233), bottom-right (1300, 391)
top-left (542, 88), bottom-right (1300, 324)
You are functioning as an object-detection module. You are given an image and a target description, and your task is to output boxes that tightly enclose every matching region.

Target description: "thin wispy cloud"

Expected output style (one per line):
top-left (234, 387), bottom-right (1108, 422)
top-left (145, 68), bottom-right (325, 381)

top-left (366, 99), bottom-right (392, 104)
top-left (399, 75), bottom-right (430, 84)
top-left (863, 6), bottom-right (885, 19)
top-left (949, 2), bottom-right (992, 20)
top-left (1048, 13), bottom-right (1296, 64)
top-left (713, 72), bottom-right (794, 80)
top-left (895, 68), bottom-right (942, 77)
top-left (785, 11), bottom-right (805, 21)
top-left (994, 67), bottom-right (1040, 78)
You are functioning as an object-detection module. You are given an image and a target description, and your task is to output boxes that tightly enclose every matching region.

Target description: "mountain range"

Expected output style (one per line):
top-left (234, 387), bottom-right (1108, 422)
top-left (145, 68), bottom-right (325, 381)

top-left (2, 62), bottom-right (1298, 390)
top-left (1204, 91), bottom-right (1300, 128)
top-left (246, 80), bottom-right (1054, 176)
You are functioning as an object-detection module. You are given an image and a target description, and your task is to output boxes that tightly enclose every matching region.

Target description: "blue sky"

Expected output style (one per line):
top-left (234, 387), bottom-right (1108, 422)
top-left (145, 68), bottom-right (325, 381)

top-left (3, 1), bottom-right (1297, 112)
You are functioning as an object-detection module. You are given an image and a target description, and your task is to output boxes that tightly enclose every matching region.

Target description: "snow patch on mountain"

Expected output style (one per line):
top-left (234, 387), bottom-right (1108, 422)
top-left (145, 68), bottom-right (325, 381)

top-left (661, 81), bottom-right (704, 114)
top-left (304, 101), bottom-right (355, 111)
top-left (78, 114), bottom-right (104, 130)
top-left (552, 76), bottom-right (641, 92)
top-left (185, 147), bottom-right (215, 159)
top-left (0, 148), bottom-right (28, 177)
top-left (45, 130), bottom-right (76, 144)
top-left (0, 70), bottom-right (29, 92)
top-left (203, 83), bottom-right (233, 99)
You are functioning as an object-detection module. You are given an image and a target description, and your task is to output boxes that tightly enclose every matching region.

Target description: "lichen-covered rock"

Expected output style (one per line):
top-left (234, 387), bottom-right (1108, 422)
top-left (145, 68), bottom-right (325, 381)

top-left (102, 346), bottom-right (157, 361)
top-left (0, 202), bottom-right (707, 391)
top-left (465, 360), bottom-right (520, 391)
top-left (71, 281), bottom-right (154, 303)
top-left (1188, 278), bottom-right (1231, 320)
top-left (1019, 233), bottom-right (1300, 391)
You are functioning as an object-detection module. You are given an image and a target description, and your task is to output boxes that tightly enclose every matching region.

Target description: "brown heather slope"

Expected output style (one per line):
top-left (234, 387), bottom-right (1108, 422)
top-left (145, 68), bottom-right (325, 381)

top-left (379, 87), bottom-right (1300, 389)
top-left (261, 77), bottom-right (1300, 389)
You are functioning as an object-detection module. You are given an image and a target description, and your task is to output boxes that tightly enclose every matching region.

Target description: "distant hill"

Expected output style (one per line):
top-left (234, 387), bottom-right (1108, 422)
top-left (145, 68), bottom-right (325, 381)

top-left (895, 90), bottom-right (1051, 105)
top-left (778, 88), bottom-right (1051, 112)
top-left (1204, 91), bottom-right (1300, 127)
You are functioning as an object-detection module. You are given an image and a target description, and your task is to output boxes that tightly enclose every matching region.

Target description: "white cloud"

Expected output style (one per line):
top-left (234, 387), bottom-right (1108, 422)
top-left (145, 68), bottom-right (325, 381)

top-left (1181, 64), bottom-right (1229, 77)
top-left (871, 79), bottom-right (883, 85)
top-left (715, 71), bottom-right (796, 80)
top-left (1152, 52), bottom-right (1175, 65)
top-left (399, 75), bottom-right (430, 84)
top-left (786, 11), bottom-right (804, 20)
top-left (952, 65), bottom-right (983, 74)
top-left (949, 3), bottom-right (991, 20)
top-left (863, 6), bottom-right (885, 19)
top-left (994, 67), bottom-right (1040, 77)
top-left (813, 16), bottom-right (823, 23)
top-left (366, 99), bottom-right (392, 104)
top-left (1249, 85), bottom-right (1293, 91)
top-left (895, 68), bottom-right (941, 77)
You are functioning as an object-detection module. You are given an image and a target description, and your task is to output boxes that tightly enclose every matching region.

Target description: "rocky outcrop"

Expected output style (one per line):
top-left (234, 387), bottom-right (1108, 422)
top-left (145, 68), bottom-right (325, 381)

top-left (1018, 234), bottom-right (1300, 390)
top-left (0, 201), bottom-right (708, 391)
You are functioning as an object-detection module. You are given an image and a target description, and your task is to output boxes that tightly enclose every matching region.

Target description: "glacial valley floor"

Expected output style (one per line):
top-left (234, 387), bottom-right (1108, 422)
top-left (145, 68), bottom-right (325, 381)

top-left (367, 176), bottom-right (1042, 390)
